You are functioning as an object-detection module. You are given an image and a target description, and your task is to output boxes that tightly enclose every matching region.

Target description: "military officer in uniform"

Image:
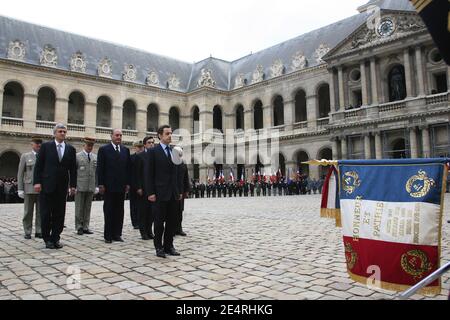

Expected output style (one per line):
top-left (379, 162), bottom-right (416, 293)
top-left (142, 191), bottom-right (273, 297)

top-left (75, 137), bottom-right (97, 235)
top-left (17, 137), bottom-right (42, 239)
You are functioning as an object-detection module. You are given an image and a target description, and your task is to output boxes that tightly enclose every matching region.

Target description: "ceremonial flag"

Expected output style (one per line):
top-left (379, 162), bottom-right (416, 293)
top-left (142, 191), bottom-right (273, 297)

top-left (229, 169), bottom-right (234, 182)
top-left (320, 165), bottom-right (340, 220)
top-left (338, 158), bottom-right (448, 294)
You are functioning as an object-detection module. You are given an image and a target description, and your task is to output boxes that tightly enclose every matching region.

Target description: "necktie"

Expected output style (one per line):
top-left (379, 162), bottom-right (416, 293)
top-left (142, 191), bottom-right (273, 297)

top-left (115, 145), bottom-right (120, 154)
top-left (87, 153), bottom-right (91, 162)
top-left (165, 146), bottom-right (171, 158)
top-left (57, 144), bottom-right (63, 162)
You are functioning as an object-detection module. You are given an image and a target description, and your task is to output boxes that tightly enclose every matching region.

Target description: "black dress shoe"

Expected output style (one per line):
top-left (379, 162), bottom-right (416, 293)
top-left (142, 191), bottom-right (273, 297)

top-left (141, 235), bottom-right (150, 240)
top-left (54, 242), bottom-right (63, 249)
top-left (148, 233), bottom-right (154, 239)
top-left (77, 229), bottom-right (84, 235)
top-left (24, 234), bottom-right (31, 239)
top-left (105, 239), bottom-right (112, 244)
top-left (156, 249), bottom-right (166, 258)
top-left (35, 233), bottom-right (42, 239)
top-left (83, 229), bottom-right (93, 234)
top-left (113, 237), bottom-right (124, 242)
top-left (45, 242), bottom-right (55, 249)
top-left (178, 231), bottom-right (187, 236)
top-left (164, 248), bottom-right (180, 256)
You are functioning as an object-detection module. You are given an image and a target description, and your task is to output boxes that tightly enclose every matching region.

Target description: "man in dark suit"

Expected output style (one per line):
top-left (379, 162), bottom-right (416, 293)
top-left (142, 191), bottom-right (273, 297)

top-left (175, 153), bottom-right (190, 237)
top-left (136, 136), bottom-right (155, 240)
top-left (33, 124), bottom-right (76, 249)
top-left (146, 125), bottom-right (183, 258)
top-left (97, 129), bottom-right (131, 243)
top-left (129, 141), bottom-right (145, 229)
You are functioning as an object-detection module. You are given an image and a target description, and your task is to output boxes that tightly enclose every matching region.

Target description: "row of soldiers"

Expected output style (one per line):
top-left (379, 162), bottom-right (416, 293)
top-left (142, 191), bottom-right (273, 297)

top-left (0, 177), bottom-right (20, 203)
top-left (190, 178), bottom-right (324, 198)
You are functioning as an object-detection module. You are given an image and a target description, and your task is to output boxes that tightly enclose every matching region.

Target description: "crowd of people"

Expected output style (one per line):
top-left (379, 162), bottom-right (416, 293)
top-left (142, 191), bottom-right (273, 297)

top-left (0, 177), bottom-right (21, 203)
top-left (189, 175), bottom-right (325, 198)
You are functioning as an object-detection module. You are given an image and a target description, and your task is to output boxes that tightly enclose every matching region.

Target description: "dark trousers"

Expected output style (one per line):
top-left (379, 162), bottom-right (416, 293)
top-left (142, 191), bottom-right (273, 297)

top-left (176, 199), bottom-right (184, 233)
top-left (40, 191), bottom-right (67, 243)
top-left (103, 192), bottom-right (125, 241)
top-left (129, 190), bottom-right (139, 228)
top-left (138, 197), bottom-right (154, 238)
top-left (153, 196), bottom-right (178, 250)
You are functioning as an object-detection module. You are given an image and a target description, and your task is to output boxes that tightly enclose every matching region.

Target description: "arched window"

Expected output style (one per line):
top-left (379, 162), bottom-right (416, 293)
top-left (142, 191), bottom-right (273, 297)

top-left (213, 105), bottom-right (222, 132)
top-left (294, 90), bottom-right (307, 122)
top-left (0, 151), bottom-right (20, 178)
top-left (388, 65), bottom-right (406, 102)
top-left (36, 87), bottom-right (55, 122)
top-left (391, 138), bottom-right (407, 159)
top-left (192, 106), bottom-right (199, 134)
top-left (169, 107), bottom-right (180, 131)
top-left (147, 103), bottom-right (159, 132)
top-left (122, 100), bottom-right (136, 130)
top-left (273, 95), bottom-right (284, 126)
top-left (235, 104), bottom-right (244, 130)
top-left (96, 96), bottom-right (112, 128)
top-left (68, 91), bottom-right (85, 125)
top-left (318, 148), bottom-right (332, 178)
top-left (296, 151), bottom-right (310, 177)
top-left (318, 84), bottom-right (330, 118)
top-left (2, 82), bottom-right (24, 118)
top-left (278, 153), bottom-right (286, 177)
top-left (253, 100), bottom-right (263, 130)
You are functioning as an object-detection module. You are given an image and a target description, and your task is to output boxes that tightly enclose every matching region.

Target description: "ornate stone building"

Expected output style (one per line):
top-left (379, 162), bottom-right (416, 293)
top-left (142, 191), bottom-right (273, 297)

top-left (0, 0), bottom-right (449, 181)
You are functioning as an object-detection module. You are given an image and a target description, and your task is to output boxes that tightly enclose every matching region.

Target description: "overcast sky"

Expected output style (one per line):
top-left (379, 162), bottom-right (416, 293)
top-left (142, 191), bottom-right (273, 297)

top-left (2, 0), bottom-right (364, 62)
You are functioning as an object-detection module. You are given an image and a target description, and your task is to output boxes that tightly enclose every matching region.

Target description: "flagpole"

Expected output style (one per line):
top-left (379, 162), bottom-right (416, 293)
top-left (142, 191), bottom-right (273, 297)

top-left (397, 261), bottom-right (450, 299)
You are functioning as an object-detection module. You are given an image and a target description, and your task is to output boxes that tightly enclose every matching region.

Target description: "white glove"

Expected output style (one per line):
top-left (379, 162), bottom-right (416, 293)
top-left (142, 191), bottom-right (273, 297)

top-left (18, 190), bottom-right (24, 199)
top-left (95, 187), bottom-right (99, 195)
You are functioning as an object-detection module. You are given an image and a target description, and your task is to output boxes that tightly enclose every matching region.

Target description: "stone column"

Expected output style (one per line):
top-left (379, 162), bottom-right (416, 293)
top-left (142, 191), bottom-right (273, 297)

top-left (136, 109), bottom-right (147, 136)
top-left (364, 133), bottom-right (371, 159)
top-left (224, 112), bottom-right (234, 131)
top-left (244, 109), bottom-right (253, 131)
top-left (421, 125), bottom-right (431, 158)
top-left (331, 137), bottom-right (339, 160)
top-left (409, 127), bottom-right (418, 158)
top-left (415, 47), bottom-right (425, 96)
top-left (403, 49), bottom-right (413, 97)
top-left (263, 105), bottom-right (272, 129)
top-left (341, 136), bottom-right (348, 160)
top-left (370, 58), bottom-right (379, 105)
top-left (199, 109), bottom-right (213, 132)
top-left (111, 105), bottom-right (123, 129)
top-left (328, 69), bottom-right (337, 112)
top-left (284, 99), bottom-right (294, 131)
top-left (360, 61), bottom-right (369, 106)
top-left (23, 93), bottom-right (38, 131)
top-left (374, 131), bottom-right (382, 159)
top-left (338, 67), bottom-right (345, 109)
top-left (55, 97), bottom-right (69, 125)
top-left (159, 111), bottom-right (169, 128)
top-left (0, 89), bottom-right (4, 125)
top-left (199, 165), bottom-right (208, 184)
top-left (306, 94), bottom-right (317, 129)
top-left (84, 101), bottom-right (97, 136)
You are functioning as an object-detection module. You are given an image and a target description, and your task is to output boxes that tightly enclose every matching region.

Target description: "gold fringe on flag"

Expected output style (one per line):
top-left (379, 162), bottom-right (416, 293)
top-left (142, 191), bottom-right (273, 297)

top-left (335, 210), bottom-right (342, 228)
top-left (320, 208), bottom-right (340, 219)
top-left (347, 271), bottom-right (441, 296)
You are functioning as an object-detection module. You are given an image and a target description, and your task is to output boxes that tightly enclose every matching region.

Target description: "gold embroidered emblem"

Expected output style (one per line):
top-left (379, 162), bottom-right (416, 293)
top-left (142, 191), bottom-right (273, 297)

top-left (405, 170), bottom-right (435, 198)
top-left (345, 242), bottom-right (357, 270)
top-left (400, 250), bottom-right (432, 280)
top-left (342, 171), bottom-right (361, 195)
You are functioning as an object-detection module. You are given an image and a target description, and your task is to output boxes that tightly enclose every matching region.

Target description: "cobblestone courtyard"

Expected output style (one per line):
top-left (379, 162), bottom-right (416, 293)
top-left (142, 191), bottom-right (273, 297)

top-left (0, 194), bottom-right (449, 300)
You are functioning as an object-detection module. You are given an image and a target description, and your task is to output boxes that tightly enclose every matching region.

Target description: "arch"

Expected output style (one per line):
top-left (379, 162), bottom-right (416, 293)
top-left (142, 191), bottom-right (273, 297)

top-left (317, 83), bottom-right (330, 118)
top-left (35, 84), bottom-right (59, 98)
top-left (317, 147), bottom-right (332, 178)
top-left (253, 99), bottom-right (263, 130)
top-left (0, 150), bottom-right (20, 178)
top-left (192, 105), bottom-right (200, 134)
top-left (213, 105), bottom-right (223, 132)
top-left (68, 91), bottom-right (85, 125)
top-left (295, 150), bottom-right (310, 177)
top-left (388, 64), bottom-right (406, 102)
top-left (294, 89), bottom-right (307, 122)
top-left (278, 153), bottom-right (286, 177)
top-left (2, 81), bottom-right (24, 118)
top-left (96, 95), bottom-right (112, 128)
top-left (36, 87), bottom-right (56, 122)
top-left (169, 106), bottom-right (180, 131)
top-left (235, 104), bottom-right (244, 130)
top-left (122, 99), bottom-right (137, 130)
top-left (147, 103), bottom-right (159, 132)
top-left (273, 95), bottom-right (284, 126)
